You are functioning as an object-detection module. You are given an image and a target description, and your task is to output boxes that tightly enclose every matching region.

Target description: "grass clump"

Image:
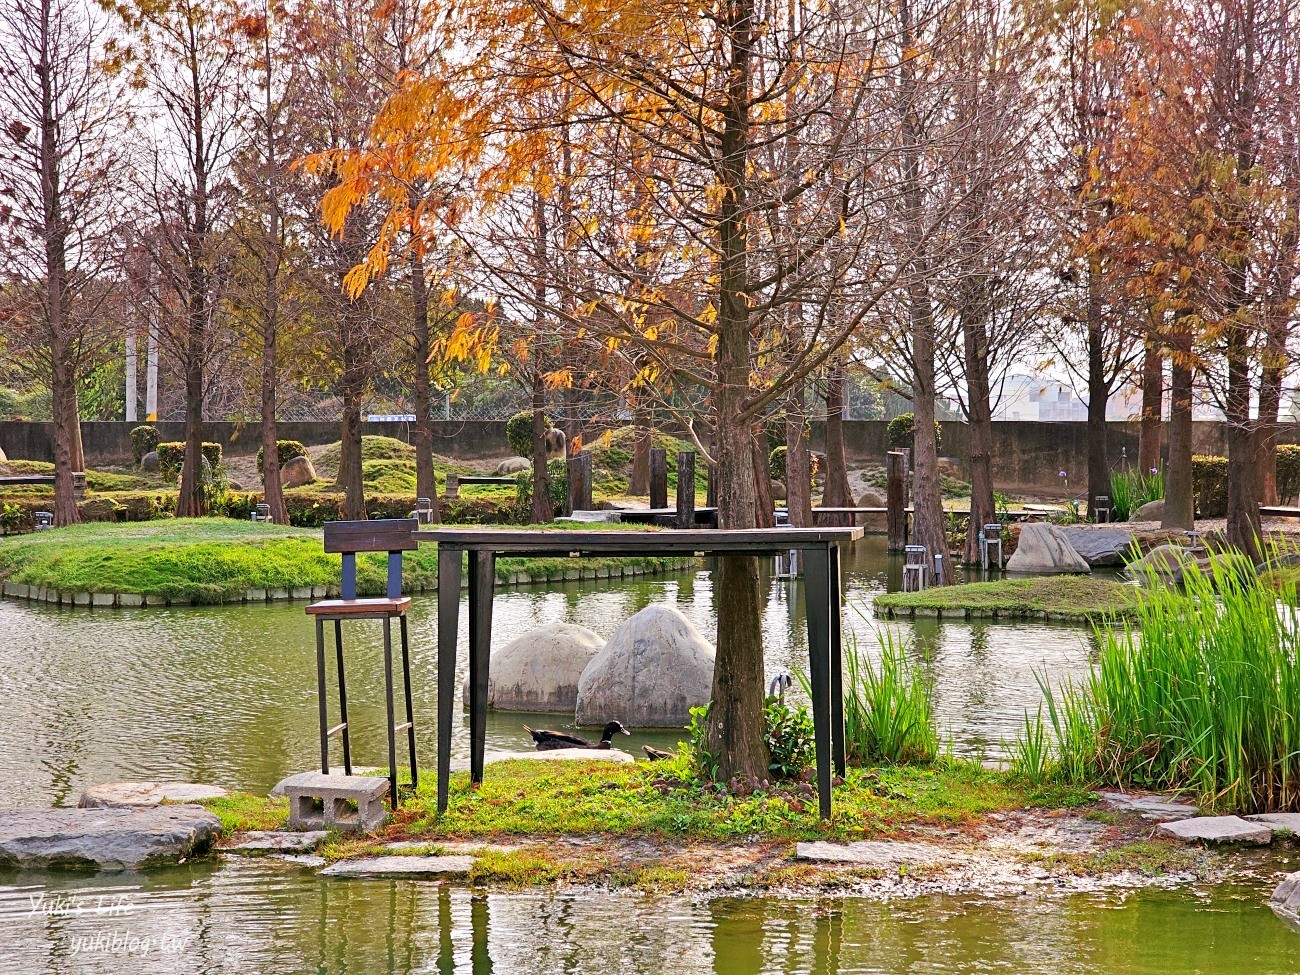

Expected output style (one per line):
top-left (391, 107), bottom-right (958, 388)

top-left (843, 632), bottom-right (938, 765)
top-left (1023, 840), bottom-right (1209, 878)
top-left (203, 793), bottom-right (289, 834)
top-left (1108, 467), bottom-right (1164, 521)
top-left (1015, 553), bottom-right (1300, 812)
top-left (874, 576), bottom-right (1138, 623)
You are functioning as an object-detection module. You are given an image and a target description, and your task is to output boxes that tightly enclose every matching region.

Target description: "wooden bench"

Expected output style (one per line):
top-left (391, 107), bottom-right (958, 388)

top-left (1260, 505), bottom-right (1300, 518)
top-left (444, 473), bottom-right (518, 498)
top-left (0, 472), bottom-right (86, 499)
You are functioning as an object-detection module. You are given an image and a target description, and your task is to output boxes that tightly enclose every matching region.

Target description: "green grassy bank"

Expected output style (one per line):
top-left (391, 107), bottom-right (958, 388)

top-left (0, 519), bottom-right (694, 604)
top-left (873, 576), bottom-right (1139, 623)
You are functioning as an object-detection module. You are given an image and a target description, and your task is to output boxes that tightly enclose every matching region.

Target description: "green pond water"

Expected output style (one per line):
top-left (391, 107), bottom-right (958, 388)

top-left (2, 537), bottom-right (1296, 972)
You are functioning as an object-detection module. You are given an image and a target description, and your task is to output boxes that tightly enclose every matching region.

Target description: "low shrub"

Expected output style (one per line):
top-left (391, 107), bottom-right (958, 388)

top-left (513, 458), bottom-right (568, 519)
top-left (842, 631), bottom-right (938, 766)
top-left (1277, 444), bottom-right (1300, 502)
top-left (886, 412), bottom-right (942, 452)
top-left (1191, 454), bottom-right (1228, 517)
top-left (256, 440), bottom-right (309, 480)
top-left (130, 424), bottom-right (159, 464)
top-left (505, 411), bottom-right (553, 458)
top-left (156, 442), bottom-right (223, 482)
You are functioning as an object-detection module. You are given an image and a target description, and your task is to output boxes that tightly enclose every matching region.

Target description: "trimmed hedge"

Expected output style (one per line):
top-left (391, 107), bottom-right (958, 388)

top-left (505, 411), bottom-right (552, 458)
top-left (156, 442), bottom-right (223, 482)
top-left (1278, 444), bottom-right (1300, 502)
top-left (130, 425), bottom-right (159, 464)
top-left (256, 440), bottom-right (309, 480)
top-left (1191, 454), bottom-right (1228, 518)
top-left (886, 412), bottom-right (942, 452)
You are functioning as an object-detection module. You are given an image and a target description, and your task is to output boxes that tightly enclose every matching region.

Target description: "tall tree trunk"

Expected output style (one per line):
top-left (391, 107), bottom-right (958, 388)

top-left (962, 310), bottom-right (994, 565)
top-left (1162, 333), bottom-right (1195, 530)
top-left (178, 324), bottom-right (206, 517)
top-left (751, 428), bottom-right (776, 529)
top-left (1084, 263), bottom-right (1109, 519)
top-left (630, 399), bottom-right (650, 495)
top-left (1137, 330), bottom-right (1164, 474)
top-left (784, 386), bottom-right (812, 527)
top-left (821, 361), bottom-right (853, 510)
top-left (410, 253), bottom-right (440, 521)
top-left (259, 288), bottom-right (286, 524)
top-left (1224, 324), bottom-right (1262, 561)
top-left (1259, 355), bottom-right (1282, 506)
top-left (338, 337), bottom-right (366, 520)
top-left (706, 0), bottom-right (768, 781)
top-left (49, 346), bottom-right (80, 526)
top-left (530, 373), bottom-right (553, 523)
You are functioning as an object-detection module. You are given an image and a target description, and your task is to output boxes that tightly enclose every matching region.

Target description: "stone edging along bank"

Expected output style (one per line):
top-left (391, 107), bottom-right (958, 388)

top-left (875, 604), bottom-right (1124, 624)
top-left (0, 557), bottom-right (699, 609)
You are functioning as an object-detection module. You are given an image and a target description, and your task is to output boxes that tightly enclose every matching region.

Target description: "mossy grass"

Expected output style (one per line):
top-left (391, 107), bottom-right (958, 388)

top-left (0, 518), bottom-right (695, 602)
top-left (205, 793), bottom-right (290, 833)
top-left (1020, 840), bottom-right (1211, 878)
top-left (873, 576), bottom-right (1138, 623)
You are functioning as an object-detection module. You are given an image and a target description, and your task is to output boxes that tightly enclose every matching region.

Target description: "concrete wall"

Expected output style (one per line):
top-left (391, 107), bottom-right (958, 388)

top-left (4, 417), bottom-right (1296, 495)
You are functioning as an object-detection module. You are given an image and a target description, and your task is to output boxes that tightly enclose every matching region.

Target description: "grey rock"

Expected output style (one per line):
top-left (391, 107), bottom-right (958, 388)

top-left (79, 781), bottom-right (228, 809)
top-left (0, 805), bottom-right (221, 871)
top-left (321, 855), bottom-right (474, 878)
top-left (544, 428), bottom-right (567, 459)
top-left (1129, 499), bottom-right (1165, 522)
top-left (279, 454), bottom-right (317, 488)
top-left (561, 510), bottom-right (621, 523)
top-left (1246, 813), bottom-right (1300, 835)
top-left (1060, 526), bottom-right (1136, 567)
top-left (856, 490), bottom-right (886, 509)
top-left (495, 456), bottom-right (531, 475)
top-left (140, 450), bottom-right (159, 472)
top-left (1006, 523), bottom-right (1091, 574)
top-left (796, 840), bottom-right (964, 869)
top-left (1125, 544), bottom-right (1204, 585)
top-left (1157, 815), bottom-right (1272, 845)
top-left (576, 604), bottom-right (714, 727)
top-left (227, 830), bottom-right (329, 854)
top-left (472, 622), bottom-right (604, 712)
top-left (1270, 872), bottom-right (1300, 926)
top-left (1097, 791), bottom-right (1199, 821)
top-left (770, 479), bottom-right (787, 501)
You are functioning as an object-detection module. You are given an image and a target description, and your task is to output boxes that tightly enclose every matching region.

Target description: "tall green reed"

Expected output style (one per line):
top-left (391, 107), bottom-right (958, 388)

top-left (1108, 466), bottom-right (1164, 521)
top-left (1021, 552), bottom-right (1300, 811)
top-left (842, 630), bottom-right (938, 765)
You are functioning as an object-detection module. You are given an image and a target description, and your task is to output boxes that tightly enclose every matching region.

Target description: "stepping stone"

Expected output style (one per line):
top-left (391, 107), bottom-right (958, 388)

top-left (1157, 816), bottom-right (1272, 845)
top-left (448, 748), bottom-right (635, 773)
top-left (320, 855), bottom-right (474, 878)
top-left (1246, 813), bottom-right (1300, 836)
top-left (227, 830), bottom-right (329, 854)
top-left (795, 840), bottom-right (965, 869)
top-left (1270, 872), bottom-right (1300, 927)
top-left (0, 805), bottom-right (221, 871)
top-left (276, 772), bottom-right (389, 834)
top-left (1097, 791), bottom-right (1200, 821)
top-left (79, 782), bottom-right (228, 809)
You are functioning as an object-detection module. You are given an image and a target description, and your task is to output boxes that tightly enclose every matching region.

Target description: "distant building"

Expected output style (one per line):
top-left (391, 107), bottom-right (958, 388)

top-left (993, 374), bottom-right (1088, 422)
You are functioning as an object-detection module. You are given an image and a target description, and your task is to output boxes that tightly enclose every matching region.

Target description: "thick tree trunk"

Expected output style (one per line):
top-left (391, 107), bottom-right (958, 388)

top-left (260, 327), bottom-right (287, 523)
top-left (821, 362), bottom-right (853, 510)
top-left (50, 344), bottom-right (80, 526)
top-left (705, 0), bottom-right (768, 782)
top-left (1137, 332), bottom-right (1163, 474)
top-left (530, 374), bottom-right (553, 523)
top-left (1162, 334), bottom-right (1195, 530)
top-left (784, 386), bottom-right (812, 528)
top-left (1224, 325), bottom-right (1262, 561)
top-left (410, 254), bottom-right (439, 521)
top-left (338, 338), bottom-right (366, 520)
top-left (751, 429), bottom-right (776, 529)
top-left (630, 400), bottom-right (650, 495)
top-left (178, 334), bottom-right (206, 517)
top-left (962, 311), bottom-right (994, 565)
top-left (1084, 266), bottom-right (1109, 519)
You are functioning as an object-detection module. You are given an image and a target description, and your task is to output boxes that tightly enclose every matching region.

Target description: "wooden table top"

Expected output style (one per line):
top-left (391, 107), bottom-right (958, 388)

top-left (415, 526), bottom-right (864, 555)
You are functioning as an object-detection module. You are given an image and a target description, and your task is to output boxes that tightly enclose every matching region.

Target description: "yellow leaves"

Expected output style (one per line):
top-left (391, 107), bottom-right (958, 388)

top-left (544, 369), bottom-right (574, 390)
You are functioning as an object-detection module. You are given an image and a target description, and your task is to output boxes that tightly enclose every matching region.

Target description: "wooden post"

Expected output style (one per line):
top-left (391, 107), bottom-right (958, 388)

top-left (578, 450), bottom-right (592, 511)
top-left (887, 450), bottom-right (907, 552)
top-left (706, 464), bottom-right (717, 508)
top-left (650, 447), bottom-right (667, 509)
top-left (676, 451), bottom-right (696, 528)
top-left (566, 450), bottom-right (593, 514)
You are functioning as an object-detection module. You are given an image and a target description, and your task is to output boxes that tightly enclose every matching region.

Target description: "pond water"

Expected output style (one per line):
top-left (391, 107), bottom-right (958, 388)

top-left (2, 855), bottom-right (1297, 975)
top-left (0, 538), bottom-right (1097, 806)
top-left (2, 537), bottom-right (1298, 973)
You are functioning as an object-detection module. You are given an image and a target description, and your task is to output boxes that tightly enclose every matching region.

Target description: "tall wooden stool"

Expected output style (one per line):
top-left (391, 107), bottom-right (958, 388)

top-left (306, 518), bottom-right (419, 808)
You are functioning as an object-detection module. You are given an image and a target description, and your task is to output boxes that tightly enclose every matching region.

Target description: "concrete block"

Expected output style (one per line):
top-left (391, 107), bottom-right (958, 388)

top-left (291, 587), bottom-right (313, 600)
top-left (142, 594), bottom-right (167, 607)
top-left (269, 588), bottom-right (289, 600)
top-left (92, 593), bottom-right (115, 607)
top-left (246, 588), bottom-right (267, 602)
top-left (118, 593), bottom-right (144, 608)
top-left (72, 592), bottom-right (91, 606)
top-left (277, 772), bottom-right (389, 834)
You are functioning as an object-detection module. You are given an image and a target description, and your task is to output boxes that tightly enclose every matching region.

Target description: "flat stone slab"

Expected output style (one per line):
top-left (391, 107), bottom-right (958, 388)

top-left (1098, 791), bottom-right (1200, 821)
top-left (227, 830), bottom-right (329, 854)
top-left (1270, 872), bottom-right (1300, 927)
top-left (320, 855), bottom-right (474, 878)
top-left (276, 771), bottom-right (389, 798)
top-left (1246, 813), bottom-right (1300, 835)
top-left (79, 781), bottom-right (228, 809)
top-left (0, 805), bottom-right (221, 871)
top-left (1157, 815), bottom-right (1272, 845)
top-left (795, 840), bottom-right (966, 870)
top-left (448, 748), bottom-right (635, 773)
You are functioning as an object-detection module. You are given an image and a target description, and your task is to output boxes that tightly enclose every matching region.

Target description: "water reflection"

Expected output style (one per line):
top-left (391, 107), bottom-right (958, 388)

top-left (0, 538), bottom-right (1098, 806)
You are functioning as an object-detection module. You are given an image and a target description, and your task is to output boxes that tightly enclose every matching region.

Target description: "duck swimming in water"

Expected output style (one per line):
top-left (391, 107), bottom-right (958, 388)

top-left (523, 720), bottom-right (630, 751)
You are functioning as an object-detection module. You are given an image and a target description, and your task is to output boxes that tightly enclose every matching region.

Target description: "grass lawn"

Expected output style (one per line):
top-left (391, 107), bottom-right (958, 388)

top-left (207, 756), bottom-right (1094, 843)
top-left (0, 518), bottom-right (695, 602)
top-left (873, 576), bottom-right (1138, 623)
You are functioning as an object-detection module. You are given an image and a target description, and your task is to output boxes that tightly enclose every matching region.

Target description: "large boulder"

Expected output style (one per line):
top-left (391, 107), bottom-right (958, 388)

top-left (1005, 523), bottom-right (1091, 574)
top-left (0, 805), bottom-right (221, 871)
top-left (495, 456), bottom-right (531, 475)
top-left (857, 489), bottom-right (886, 508)
top-left (576, 604), bottom-right (714, 727)
top-left (770, 479), bottom-right (787, 501)
top-left (1271, 872), bottom-right (1300, 928)
top-left (1129, 499), bottom-right (1165, 522)
top-left (280, 454), bottom-right (317, 488)
top-left (544, 427), bottom-right (567, 459)
top-left (140, 450), bottom-right (160, 473)
top-left (1125, 544), bottom-right (1202, 585)
top-left (477, 622), bottom-right (604, 712)
top-left (79, 782), bottom-right (228, 809)
top-left (1060, 526), bottom-right (1135, 567)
